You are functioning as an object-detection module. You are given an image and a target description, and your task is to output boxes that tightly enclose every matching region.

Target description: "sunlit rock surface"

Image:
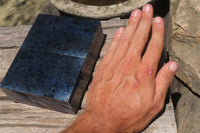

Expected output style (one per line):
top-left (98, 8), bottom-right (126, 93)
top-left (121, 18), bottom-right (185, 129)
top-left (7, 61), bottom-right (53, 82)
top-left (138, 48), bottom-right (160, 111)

top-left (169, 0), bottom-right (200, 132)
top-left (51, 0), bottom-right (156, 19)
top-left (168, 0), bottom-right (200, 95)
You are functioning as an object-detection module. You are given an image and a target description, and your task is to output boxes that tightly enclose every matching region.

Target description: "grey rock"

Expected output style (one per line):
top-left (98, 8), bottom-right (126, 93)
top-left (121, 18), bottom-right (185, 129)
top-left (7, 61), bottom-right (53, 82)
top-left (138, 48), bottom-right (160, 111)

top-left (173, 0), bottom-right (200, 42)
top-left (170, 39), bottom-right (200, 95)
top-left (171, 78), bottom-right (200, 133)
top-left (51, 0), bottom-right (156, 19)
top-left (168, 0), bottom-right (200, 95)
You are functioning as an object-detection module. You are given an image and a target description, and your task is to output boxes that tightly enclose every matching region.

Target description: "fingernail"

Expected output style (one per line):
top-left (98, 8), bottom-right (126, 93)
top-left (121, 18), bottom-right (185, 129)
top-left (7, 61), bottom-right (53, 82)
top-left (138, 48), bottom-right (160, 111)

top-left (143, 4), bottom-right (151, 13)
top-left (132, 10), bottom-right (140, 18)
top-left (117, 27), bottom-right (124, 34)
top-left (169, 62), bottom-right (178, 73)
top-left (154, 17), bottom-right (162, 24)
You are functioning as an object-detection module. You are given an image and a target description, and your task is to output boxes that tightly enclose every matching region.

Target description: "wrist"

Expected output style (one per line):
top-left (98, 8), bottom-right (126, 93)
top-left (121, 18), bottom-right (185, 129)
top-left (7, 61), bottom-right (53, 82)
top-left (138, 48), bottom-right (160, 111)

top-left (63, 110), bottom-right (118, 133)
top-left (85, 110), bottom-right (117, 133)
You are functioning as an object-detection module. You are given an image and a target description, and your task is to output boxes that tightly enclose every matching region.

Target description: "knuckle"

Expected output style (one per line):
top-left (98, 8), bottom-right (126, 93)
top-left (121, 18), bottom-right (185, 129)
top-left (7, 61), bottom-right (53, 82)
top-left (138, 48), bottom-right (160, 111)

top-left (102, 66), bottom-right (114, 81)
top-left (128, 17), bottom-right (138, 26)
top-left (112, 34), bottom-right (120, 43)
top-left (135, 30), bottom-right (147, 40)
top-left (154, 101), bottom-right (164, 113)
top-left (150, 39), bottom-right (162, 48)
top-left (159, 71), bottom-right (171, 84)
top-left (102, 51), bottom-right (113, 63)
top-left (118, 56), bottom-right (132, 75)
top-left (129, 77), bottom-right (139, 88)
top-left (120, 35), bottom-right (129, 43)
top-left (136, 64), bottom-right (154, 79)
top-left (143, 13), bottom-right (152, 20)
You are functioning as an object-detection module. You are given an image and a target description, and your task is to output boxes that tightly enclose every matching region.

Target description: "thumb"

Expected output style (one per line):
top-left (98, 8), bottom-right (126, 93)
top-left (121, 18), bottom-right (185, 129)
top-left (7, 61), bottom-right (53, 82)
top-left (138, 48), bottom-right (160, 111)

top-left (154, 61), bottom-right (178, 102)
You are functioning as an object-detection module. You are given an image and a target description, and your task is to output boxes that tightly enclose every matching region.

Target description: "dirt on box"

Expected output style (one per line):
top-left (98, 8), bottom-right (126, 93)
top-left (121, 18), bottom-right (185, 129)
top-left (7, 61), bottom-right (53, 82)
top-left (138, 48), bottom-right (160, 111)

top-left (0, 0), bottom-right (48, 27)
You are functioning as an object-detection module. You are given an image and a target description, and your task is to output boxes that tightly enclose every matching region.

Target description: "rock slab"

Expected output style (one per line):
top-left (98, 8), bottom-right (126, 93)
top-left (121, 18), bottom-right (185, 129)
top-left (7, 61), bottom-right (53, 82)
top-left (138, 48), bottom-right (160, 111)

top-left (171, 78), bottom-right (200, 133)
top-left (169, 0), bottom-right (200, 132)
top-left (168, 0), bottom-right (200, 95)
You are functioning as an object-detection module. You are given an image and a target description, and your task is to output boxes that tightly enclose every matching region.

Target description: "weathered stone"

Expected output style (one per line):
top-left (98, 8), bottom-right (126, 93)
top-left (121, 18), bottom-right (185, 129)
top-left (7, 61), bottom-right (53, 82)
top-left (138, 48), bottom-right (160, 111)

top-left (0, 25), bottom-right (31, 48)
top-left (170, 39), bottom-right (200, 94)
top-left (51, 0), bottom-right (157, 19)
top-left (0, 70), bottom-right (7, 83)
top-left (161, 0), bottom-right (200, 132)
top-left (0, 25), bottom-right (31, 82)
top-left (100, 17), bottom-right (128, 30)
top-left (172, 0), bottom-right (200, 42)
top-left (0, 49), bottom-right (19, 75)
top-left (168, 0), bottom-right (200, 95)
top-left (171, 78), bottom-right (200, 133)
top-left (0, 49), bottom-right (19, 81)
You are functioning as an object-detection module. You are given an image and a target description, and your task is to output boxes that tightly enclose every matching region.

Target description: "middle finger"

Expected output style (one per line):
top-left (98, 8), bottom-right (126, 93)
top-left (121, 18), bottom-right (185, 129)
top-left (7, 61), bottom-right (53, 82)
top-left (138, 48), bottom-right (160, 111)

top-left (125, 4), bottom-right (153, 61)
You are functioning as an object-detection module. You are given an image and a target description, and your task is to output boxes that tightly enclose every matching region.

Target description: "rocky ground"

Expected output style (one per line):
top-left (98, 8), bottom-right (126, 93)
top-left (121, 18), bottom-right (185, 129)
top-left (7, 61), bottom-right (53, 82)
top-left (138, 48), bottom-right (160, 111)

top-left (0, 0), bottom-right (48, 27)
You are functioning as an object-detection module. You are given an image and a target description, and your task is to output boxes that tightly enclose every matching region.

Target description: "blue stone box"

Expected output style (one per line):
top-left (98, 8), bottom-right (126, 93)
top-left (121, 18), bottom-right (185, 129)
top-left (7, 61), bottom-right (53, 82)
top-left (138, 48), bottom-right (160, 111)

top-left (1, 14), bottom-right (104, 113)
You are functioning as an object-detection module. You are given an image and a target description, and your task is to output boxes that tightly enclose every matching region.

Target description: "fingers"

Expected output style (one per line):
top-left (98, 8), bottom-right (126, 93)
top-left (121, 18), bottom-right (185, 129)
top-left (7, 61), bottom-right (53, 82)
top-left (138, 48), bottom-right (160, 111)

top-left (142, 17), bottom-right (165, 73)
top-left (126, 4), bottom-right (154, 60)
top-left (108, 9), bottom-right (142, 66)
top-left (96, 27), bottom-right (125, 81)
top-left (101, 27), bottom-right (125, 66)
top-left (154, 61), bottom-right (178, 102)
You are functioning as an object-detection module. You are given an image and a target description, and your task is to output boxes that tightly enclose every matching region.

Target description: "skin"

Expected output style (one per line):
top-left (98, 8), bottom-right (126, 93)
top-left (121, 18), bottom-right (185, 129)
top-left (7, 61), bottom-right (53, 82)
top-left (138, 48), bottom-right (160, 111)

top-left (63, 4), bottom-right (178, 133)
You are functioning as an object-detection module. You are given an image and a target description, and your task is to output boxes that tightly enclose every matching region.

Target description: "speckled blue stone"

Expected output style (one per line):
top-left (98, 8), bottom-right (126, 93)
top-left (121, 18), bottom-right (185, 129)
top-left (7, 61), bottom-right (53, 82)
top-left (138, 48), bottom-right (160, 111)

top-left (22, 14), bottom-right (99, 58)
top-left (2, 14), bottom-right (100, 101)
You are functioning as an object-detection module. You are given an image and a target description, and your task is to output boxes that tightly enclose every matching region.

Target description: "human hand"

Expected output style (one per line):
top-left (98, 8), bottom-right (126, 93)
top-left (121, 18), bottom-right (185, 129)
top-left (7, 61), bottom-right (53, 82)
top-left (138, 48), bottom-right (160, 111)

top-left (65, 4), bottom-right (178, 133)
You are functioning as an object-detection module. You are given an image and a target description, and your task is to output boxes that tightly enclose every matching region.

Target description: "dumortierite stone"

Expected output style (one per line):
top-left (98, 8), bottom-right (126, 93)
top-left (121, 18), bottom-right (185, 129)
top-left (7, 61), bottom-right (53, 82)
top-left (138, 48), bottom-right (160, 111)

top-left (21, 14), bottom-right (99, 58)
top-left (2, 49), bottom-right (84, 101)
top-left (1, 14), bottom-right (102, 112)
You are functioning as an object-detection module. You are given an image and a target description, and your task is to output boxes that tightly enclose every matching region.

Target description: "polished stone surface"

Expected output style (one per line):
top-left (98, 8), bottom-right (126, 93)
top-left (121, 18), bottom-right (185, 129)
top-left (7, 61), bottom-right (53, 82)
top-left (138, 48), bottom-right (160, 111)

top-left (2, 49), bottom-right (84, 101)
top-left (1, 14), bottom-right (100, 102)
top-left (22, 14), bottom-right (99, 58)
